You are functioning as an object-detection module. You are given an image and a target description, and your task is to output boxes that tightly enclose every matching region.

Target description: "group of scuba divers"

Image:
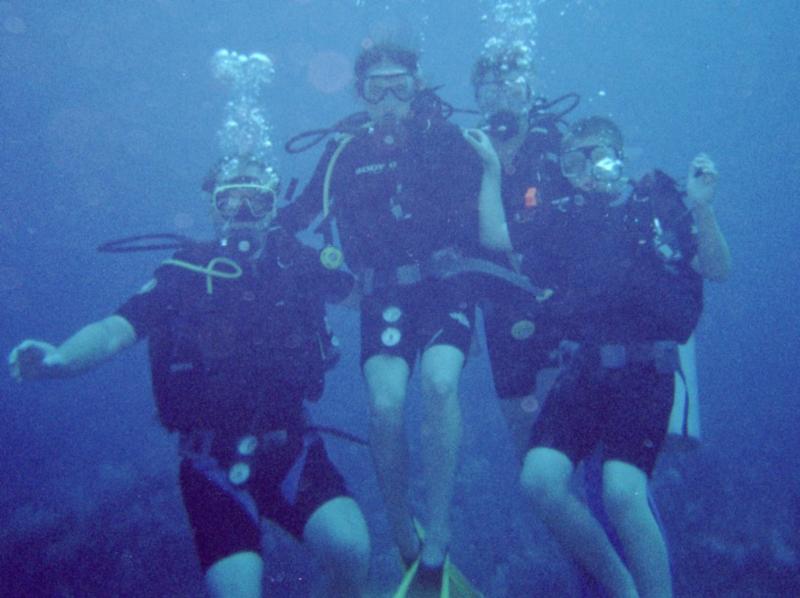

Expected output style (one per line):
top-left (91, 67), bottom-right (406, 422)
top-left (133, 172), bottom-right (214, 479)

top-left (8, 40), bottom-right (731, 598)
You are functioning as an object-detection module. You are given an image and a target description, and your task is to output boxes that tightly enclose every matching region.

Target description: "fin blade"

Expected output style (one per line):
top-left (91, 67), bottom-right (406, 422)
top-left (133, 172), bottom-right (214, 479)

top-left (393, 557), bottom-right (421, 598)
top-left (444, 557), bottom-right (484, 598)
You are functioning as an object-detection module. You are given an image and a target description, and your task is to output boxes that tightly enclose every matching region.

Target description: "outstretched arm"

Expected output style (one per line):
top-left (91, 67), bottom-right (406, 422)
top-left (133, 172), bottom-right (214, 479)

top-left (463, 128), bottom-right (513, 251)
top-left (686, 153), bottom-right (731, 282)
top-left (9, 315), bottom-right (137, 382)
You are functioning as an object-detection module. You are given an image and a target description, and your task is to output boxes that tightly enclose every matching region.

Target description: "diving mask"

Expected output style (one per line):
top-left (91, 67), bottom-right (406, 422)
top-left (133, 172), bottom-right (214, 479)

top-left (360, 72), bottom-right (417, 104)
top-left (212, 182), bottom-right (277, 220)
top-left (475, 76), bottom-right (531, 115)
top-left (560, 145), bottom-right (623, 182)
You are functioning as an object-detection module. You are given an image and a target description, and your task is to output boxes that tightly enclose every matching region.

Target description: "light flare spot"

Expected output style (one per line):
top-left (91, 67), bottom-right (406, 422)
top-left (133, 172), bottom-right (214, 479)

top-left (521, 395), bottom-right (540, 414)
top-left (3, 15), bottom-right (26, 34)
top-left (173, 212), bottom-right (194, 229)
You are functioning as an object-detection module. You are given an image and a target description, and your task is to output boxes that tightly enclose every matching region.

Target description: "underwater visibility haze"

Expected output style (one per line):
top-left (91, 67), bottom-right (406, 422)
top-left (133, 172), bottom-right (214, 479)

top-left (0, 1), bottom-right (798, 596)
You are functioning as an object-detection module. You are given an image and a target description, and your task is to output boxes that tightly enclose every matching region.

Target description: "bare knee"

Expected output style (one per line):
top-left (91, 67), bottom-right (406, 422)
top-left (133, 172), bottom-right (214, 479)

top-left (304, 498), bottom-right (370, 581)
top-left (325, 508), bottom-right (369, 565)
top-left (520, 448), bottom-right (573, 514)
top-left (602, 461), bottom-right (649, 523)
top-left (423, 368), bottom-right (460, 400)
top-left (420, 345), bottom-right (463, 400)
top-left (369, 389), bottom-right (405, 431)
top-left (205, 551), bottom-right (263, 598)
top-left (364, 356), bottom-right (408, 427)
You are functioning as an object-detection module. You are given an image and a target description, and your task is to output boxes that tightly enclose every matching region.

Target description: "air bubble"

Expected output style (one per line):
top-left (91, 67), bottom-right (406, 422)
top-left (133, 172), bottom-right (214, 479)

top-left (211, 48), bottom-right (278, 179)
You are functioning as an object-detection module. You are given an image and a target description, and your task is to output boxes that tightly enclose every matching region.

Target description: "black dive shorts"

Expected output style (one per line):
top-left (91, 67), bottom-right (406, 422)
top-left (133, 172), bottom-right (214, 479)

top-left (482, 299), bottom-right (561, 399)
top-left (529, 354), bottom-right (674, 475)
top-left (360, 278), bottom-right (474, 368)
top-left (179, 434), bottom-right (349, 572)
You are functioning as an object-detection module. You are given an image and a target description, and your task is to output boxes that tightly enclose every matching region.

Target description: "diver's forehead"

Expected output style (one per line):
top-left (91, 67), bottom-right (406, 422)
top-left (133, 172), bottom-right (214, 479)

top-left (365, 62), bottom-right (411, 77)
top-left (480, 68), bottom-right (529, 84)
top-left (565, 135), bottom-right (617, 151)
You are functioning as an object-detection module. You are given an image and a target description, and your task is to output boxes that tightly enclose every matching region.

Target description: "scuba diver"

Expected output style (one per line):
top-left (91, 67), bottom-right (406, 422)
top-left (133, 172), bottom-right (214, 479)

top-left (467, 115), bottom-right (716, 597)
top-left (282, 41), bottom-right (484, 597)
top-left (663, 150), bottom-right (731, 450)
top-left (8, 156), bottom-right (371, 598)
top-left (467, 46), bottom-right (730, 456)
top-left (466, 46), bottom-right (577, 454)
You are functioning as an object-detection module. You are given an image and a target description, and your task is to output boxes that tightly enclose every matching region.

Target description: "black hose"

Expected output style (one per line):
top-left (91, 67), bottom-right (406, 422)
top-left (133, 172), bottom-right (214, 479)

top-left (308, 425), bottom-right (369, 447)
top-left (97, 234), bottom-right (195, 253)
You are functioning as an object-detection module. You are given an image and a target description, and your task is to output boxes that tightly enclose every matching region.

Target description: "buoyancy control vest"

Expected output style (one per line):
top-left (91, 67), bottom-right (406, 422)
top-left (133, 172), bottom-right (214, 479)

top-left (147, 236), bottom-right (340, 434)
top-left (624, 169), bottom-right (704, 343)
top-left (290, 114), bottom-right (481, 276)
top-left (508, 169), bottom-right (702, 344)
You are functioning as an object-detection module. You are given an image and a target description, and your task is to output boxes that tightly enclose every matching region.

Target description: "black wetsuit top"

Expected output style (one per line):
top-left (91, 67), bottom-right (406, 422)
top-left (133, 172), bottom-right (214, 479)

top-left (117, 229), bottom-right (352, 434)
top-left (283, 115), bottom-right (482, 272)
top-left (498, 126), bottom-right (574, 249)
top-left (512, 174), bottom-right (703, 344)
top-left (477, 128), bottom-right (570, 307)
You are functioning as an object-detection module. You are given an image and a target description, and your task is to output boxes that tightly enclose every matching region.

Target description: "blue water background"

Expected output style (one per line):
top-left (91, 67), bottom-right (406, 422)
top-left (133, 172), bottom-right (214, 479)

top-left (1, 1), bottom-right (798, 596)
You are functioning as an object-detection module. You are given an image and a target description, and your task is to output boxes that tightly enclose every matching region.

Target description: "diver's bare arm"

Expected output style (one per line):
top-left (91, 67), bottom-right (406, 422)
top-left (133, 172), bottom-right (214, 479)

top-left (686, 153), bottom-right (731, 281)
top-left (8, 315), bottom-right (137, 381)
top-left (464, 128), bottom-right (513, 251)
top-left (691, 202), bottom-right (731, 282)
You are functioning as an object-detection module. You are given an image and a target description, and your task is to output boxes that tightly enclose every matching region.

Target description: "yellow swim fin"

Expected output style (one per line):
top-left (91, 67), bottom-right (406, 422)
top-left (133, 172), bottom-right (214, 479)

top-left (443, 557), bottom-right (483, 598)
top-left (392, 556), bottom-right (418, 597)
top-left (392, 521), bottom-right (484, 598)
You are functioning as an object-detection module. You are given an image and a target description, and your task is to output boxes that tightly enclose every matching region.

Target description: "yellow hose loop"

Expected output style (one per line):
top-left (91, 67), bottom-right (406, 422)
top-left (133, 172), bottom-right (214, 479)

top-left (162, 257), bottom-right (243, 294)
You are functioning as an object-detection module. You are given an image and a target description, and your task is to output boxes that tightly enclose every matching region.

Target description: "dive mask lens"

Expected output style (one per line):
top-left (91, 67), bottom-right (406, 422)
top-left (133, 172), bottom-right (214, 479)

top-left (361, 73), bottom-right (416, 104)
top-left (476, 78), bottom-right (530, 114)
top-left (213, 184), bottom-right (276, 219)
top-left (560, 145), bottom-right (622, 181)
top-left (244, 190), bottom-right (276, 217)
top-left (560, 149), bottom-right (590, 178)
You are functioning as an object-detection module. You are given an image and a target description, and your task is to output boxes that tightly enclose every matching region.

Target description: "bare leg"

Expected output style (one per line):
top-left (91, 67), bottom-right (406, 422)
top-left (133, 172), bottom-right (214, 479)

top-left (521, 447), bottom-right (638, 598)
top-left (205, 551), bottom-right (264, 598)
top-left (303, 496), bottom-right (371, 597)
top-left (363, 354), bottom-right (419, 562)
top-left (418, 344), bottom-right (465, 565)
top-left (603, 460), bottom-right (673, 598)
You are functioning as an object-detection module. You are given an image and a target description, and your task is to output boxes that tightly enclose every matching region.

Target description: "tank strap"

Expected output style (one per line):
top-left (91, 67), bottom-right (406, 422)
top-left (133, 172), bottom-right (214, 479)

top-left (360, 253), bottom-right (554, 300)
top-left (429, 254), bottom-right (554, 301)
